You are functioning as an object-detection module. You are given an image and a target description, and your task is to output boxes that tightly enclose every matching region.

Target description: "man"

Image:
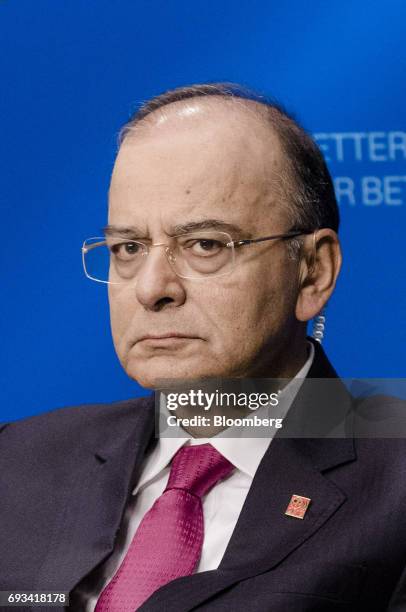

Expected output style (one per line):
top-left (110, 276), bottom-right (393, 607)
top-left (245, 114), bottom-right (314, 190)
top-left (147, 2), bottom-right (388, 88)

top-left (1, 83), bottom-right (406, 611)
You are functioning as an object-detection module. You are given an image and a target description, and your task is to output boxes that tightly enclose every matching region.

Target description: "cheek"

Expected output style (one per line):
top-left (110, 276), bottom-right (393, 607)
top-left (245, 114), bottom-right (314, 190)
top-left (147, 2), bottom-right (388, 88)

top-left (204, 279), bottom-right (277, 345)
top-left (108, 289), bottom-right (135, 347)
top-left (210, 266), bottom-right (297, 346)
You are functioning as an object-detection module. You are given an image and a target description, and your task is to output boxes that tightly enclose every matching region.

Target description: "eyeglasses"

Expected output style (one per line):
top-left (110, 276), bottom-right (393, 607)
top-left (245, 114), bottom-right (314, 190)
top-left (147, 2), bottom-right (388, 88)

top-left (82, 229), bottom-right (314, 283)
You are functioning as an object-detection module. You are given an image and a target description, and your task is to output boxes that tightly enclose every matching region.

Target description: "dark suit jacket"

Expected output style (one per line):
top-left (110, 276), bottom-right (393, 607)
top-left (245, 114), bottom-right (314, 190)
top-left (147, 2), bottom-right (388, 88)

top-left (1, 341), bottom-right (406, 611)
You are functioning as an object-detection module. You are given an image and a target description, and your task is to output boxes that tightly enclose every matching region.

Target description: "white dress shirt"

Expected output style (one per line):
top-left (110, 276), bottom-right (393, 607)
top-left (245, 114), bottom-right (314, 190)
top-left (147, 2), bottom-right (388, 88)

top-left (76, 342), bottom-right (314, 611)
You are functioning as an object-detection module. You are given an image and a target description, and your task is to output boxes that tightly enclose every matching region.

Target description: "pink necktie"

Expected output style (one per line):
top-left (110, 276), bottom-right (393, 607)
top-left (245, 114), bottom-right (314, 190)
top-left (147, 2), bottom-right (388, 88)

top-left (95, 443), bottom-right (234, 612)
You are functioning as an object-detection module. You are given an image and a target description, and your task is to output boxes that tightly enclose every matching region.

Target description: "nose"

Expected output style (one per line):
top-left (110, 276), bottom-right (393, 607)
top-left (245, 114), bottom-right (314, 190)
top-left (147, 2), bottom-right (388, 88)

top-left (134, 244), bottom-right (187, 312)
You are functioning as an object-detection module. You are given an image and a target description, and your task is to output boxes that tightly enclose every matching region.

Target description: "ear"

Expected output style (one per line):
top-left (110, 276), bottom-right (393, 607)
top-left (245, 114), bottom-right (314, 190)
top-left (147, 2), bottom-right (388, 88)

top-left (295, 229), bottom-right (342, 322)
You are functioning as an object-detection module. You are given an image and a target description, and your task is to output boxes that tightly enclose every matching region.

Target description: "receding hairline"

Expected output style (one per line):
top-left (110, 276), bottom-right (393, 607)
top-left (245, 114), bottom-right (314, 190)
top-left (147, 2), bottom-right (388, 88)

top-left (119, 94), bottom-right (284, 144)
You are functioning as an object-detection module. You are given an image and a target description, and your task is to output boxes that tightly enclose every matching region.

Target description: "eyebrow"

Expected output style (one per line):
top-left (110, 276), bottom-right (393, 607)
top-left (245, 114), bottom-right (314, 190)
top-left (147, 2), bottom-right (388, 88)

top-left (103, 219), bottom-right (252, 239)
top-left (103, 224), bottom-right (146, 238)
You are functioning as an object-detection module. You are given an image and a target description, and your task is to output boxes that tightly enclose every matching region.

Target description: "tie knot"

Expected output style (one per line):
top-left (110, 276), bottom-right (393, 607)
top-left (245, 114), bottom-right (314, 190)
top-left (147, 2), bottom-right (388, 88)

top-left (166, 443), bottom-right (234, 498)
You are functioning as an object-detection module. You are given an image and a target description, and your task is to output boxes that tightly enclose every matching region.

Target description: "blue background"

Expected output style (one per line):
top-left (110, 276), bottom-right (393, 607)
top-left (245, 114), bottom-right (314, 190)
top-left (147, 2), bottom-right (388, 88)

top-left (1, 0), bottom-right (405, 422)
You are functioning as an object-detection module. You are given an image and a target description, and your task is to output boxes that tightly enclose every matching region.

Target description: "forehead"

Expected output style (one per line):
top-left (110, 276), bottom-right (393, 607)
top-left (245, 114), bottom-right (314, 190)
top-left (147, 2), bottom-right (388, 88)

top-left (109, 100), bottom-right (288, 232)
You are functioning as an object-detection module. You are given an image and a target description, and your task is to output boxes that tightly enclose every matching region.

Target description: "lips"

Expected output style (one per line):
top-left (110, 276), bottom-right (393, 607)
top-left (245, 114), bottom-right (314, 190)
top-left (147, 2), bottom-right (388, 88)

top-left (138, 333), bottom-right (199, 342)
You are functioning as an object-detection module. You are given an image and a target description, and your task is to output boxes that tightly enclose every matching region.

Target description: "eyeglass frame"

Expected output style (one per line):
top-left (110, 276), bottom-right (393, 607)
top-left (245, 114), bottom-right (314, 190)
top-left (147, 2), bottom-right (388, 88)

top-left (82, 228), bottom-right (317, 284)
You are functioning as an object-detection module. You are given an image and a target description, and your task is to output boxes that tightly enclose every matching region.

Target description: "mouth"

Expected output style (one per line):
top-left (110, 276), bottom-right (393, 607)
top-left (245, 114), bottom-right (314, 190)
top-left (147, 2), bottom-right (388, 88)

top-left (136, 333), bottom-right (202, 347)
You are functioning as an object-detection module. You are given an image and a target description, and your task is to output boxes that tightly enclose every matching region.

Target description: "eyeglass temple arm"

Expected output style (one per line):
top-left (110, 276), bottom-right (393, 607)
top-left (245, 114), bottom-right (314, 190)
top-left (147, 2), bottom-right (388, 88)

top-left (231, 230), bottom-right (313, 249)
top-left (82, 240), bottom-right (107, 253)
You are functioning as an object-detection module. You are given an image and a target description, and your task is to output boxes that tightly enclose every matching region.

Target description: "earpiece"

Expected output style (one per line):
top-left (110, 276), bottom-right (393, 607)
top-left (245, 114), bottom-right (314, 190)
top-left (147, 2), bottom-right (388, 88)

top-left (312, 306), bottom-right (326, 343)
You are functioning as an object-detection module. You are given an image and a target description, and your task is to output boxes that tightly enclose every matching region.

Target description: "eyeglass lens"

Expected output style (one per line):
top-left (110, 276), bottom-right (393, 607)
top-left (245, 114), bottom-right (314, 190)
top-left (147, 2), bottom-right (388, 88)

top-left (83, 231), bottom-right (235, 282)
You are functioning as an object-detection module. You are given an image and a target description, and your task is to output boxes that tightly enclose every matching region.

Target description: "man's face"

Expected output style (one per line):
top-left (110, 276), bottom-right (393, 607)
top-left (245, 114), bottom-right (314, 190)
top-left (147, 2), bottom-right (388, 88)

top-left (108, 102), bottom-right (302, 387)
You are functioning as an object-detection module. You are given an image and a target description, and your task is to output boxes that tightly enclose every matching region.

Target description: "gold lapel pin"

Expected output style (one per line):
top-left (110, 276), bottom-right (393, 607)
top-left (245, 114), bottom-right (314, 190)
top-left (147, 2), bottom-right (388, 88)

top-left (285, 494), bottom-right (311, 519)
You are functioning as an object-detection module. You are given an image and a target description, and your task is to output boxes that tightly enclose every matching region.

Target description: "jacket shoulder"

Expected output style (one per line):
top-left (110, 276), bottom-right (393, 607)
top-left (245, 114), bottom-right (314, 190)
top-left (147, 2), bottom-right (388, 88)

top-left (0, 395), bottom-right (154, 457)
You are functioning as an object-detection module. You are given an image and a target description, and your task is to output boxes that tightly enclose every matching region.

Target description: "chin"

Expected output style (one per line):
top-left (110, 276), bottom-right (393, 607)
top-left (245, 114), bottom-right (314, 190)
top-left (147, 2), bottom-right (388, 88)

top-left (123, 355), bottom-right (226, 389)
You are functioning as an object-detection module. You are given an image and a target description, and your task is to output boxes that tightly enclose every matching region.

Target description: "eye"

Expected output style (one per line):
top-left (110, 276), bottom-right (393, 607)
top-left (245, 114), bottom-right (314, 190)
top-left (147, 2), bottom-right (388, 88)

top-left (110, 241), bottom-right (142, 261)
top-left (184, 239), bottom-right (225, 256)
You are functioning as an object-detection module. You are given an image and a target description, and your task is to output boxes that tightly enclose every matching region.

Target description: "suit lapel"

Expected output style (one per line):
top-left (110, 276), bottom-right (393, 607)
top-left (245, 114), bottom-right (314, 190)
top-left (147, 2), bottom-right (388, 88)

top-left (35, 396), bottom-right (156, 592)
